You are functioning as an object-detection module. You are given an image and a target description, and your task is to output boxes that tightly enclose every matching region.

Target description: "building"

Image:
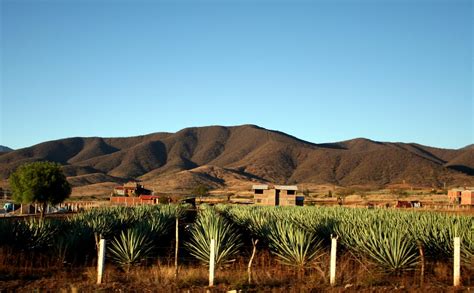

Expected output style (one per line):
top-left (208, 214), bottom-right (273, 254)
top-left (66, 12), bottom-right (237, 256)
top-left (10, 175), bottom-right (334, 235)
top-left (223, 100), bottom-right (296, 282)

top-left (252, 184), bottom-right (304, 206)
top-left (113, 181), bottom-right (152, 197)
top-left (448, 188), bottom-right (463, 204)
top-left (110, 195), bottom-right (160, 205)
top-left (111, 182), bottom-right (155, 205)
top-left (461, 189), bottom-right (474, 206)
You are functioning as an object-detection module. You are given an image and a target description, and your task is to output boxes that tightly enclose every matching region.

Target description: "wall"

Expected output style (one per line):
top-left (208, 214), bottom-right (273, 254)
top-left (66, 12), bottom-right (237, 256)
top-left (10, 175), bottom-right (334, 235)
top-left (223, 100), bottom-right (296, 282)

top-left (460, 191), bottom-right (474, 205)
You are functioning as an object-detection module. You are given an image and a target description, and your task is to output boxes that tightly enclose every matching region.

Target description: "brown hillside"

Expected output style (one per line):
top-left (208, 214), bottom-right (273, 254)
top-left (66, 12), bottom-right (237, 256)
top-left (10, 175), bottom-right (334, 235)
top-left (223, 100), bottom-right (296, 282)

top-left (0, 125), bottom-right (473, 192)
top-left (445, 149), bottom-right (474, 175)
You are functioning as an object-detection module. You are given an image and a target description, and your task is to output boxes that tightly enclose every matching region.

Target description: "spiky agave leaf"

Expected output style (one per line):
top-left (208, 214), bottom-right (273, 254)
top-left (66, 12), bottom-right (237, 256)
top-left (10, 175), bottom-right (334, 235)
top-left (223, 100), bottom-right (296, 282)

top-left (185, 208), bottom-right (242, 267)
top-left (12, 218), bottom-right (59, 250)
top-left (108, 228), bottom-right (153, 268)
top-left (352, 221), bottom-right (419, 272)
top-left (267, 221), bottom-right (323, 268)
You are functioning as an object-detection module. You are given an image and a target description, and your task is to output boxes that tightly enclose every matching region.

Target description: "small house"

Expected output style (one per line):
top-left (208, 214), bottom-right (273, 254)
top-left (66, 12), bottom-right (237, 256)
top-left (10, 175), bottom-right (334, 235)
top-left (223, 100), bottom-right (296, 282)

top-left (448, 188), bottom-right (463, 204)
top-left (252, 184), bottom-right (304, 206)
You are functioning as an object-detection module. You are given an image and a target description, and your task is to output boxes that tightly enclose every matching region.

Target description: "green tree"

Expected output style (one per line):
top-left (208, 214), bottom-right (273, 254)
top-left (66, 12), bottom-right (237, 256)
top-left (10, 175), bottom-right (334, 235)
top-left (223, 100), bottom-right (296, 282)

top-left (9, 161), bottom-right (71, 219)
top-left (193, 184), bottom-right (210, 202)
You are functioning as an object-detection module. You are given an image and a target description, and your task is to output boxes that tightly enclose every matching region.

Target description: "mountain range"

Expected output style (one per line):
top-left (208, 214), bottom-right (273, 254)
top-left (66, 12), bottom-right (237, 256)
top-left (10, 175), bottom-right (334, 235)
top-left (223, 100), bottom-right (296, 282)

top-left (0, 146), bottom-right (13, 153)
top-left (0, 125), bottom-right (473, 192)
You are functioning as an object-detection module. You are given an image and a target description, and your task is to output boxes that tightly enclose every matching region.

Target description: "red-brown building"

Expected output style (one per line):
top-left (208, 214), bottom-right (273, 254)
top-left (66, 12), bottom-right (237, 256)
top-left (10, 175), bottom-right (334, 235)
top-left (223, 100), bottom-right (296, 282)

top-left (447, 188), bottom-right (463, 204)
top-left (461, 190), bottom-right (474, 206)
top-left (111, 182), bottom-right (155, 205)
top-left (110, 195), bottom-right (160, 205)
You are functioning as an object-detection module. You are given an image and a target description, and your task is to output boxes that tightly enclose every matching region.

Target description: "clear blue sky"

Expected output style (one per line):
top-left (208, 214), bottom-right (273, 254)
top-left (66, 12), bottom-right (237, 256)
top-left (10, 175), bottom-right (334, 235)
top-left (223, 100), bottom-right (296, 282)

top-left (1, 0), bottom-right (472, 150)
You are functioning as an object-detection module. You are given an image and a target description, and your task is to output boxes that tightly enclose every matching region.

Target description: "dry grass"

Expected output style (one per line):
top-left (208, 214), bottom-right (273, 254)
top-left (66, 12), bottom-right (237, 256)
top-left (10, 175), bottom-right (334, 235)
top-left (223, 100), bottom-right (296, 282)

top-left (0, 249), bottom-right (471, 292)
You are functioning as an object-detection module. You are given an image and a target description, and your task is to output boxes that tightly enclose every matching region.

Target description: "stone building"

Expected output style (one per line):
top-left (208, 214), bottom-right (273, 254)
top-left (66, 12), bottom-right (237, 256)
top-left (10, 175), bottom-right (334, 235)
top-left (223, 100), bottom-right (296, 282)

top-left (252, 184), bottom-right (304, 206)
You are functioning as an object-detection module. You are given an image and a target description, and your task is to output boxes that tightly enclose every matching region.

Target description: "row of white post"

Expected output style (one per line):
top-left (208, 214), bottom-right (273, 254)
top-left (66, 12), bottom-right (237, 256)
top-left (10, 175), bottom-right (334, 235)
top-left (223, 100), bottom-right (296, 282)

top-left (328, 236), bottom-right (462, 287)
top-left (96, 236), bottom-right (463, 287)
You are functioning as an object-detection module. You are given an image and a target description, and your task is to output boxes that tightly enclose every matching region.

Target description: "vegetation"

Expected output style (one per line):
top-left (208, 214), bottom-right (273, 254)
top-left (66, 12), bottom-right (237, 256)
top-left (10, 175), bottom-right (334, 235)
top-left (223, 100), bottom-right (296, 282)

top-left (108, 228), bottom-right (153, 269)
top-left (9, 161), bottom-right (71, 218)
top-left (0, 204), bottom-right (472, 290)
top-left (267, 221), bottom-right (323, 269)
top-left (185, 207), bottom-right (242, 267)
top-left (192, 184), bottom-right (210, 200)
top-left (218, 205), bottom-right (473, 273)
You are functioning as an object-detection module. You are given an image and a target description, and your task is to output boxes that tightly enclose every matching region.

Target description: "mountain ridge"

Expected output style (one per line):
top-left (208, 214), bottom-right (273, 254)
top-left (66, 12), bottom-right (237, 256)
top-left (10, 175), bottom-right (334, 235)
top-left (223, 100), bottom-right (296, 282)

top-left (0, 145), bottom-right (13, 153)
top-left (0, 125), bottom-right (473, 190)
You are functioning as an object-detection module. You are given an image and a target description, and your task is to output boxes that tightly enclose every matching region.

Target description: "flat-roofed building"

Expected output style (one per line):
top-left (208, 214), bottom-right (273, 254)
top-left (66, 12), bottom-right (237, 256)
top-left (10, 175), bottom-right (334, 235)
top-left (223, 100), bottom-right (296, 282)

top-left (252, 184), bottom-right (304, 206)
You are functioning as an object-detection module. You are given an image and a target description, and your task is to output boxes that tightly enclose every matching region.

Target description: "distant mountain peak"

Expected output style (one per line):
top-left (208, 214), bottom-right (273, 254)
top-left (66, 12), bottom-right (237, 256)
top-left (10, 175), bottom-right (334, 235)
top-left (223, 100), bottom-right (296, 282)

top-left (0, 145), bottom-right (13, 152)
top-left (461, 144), bottom-right (474, 150)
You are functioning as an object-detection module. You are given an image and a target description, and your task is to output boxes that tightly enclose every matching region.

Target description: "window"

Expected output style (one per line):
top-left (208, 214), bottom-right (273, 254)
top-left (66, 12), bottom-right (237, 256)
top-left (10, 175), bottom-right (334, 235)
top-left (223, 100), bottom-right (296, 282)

top-left (254, 189), bottom-right (264, 194)
top-left (256, 199), bottom-right (262, 203)
top-left (296, 197), bottom-right (304, 206)
top-left (287, 190), bottom-right (295, 195)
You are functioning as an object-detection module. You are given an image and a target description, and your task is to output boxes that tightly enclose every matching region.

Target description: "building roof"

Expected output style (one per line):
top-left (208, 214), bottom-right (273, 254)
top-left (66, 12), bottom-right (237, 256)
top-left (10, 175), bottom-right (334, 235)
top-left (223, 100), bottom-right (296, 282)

top-left (274, 185), bottom-right (298, 191)
top-left (252, 184), bottom-right (269, 190)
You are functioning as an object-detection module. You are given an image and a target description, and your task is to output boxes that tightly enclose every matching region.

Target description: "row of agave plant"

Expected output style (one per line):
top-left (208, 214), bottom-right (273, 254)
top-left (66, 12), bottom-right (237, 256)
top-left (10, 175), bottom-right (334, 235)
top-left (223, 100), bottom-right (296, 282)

top-left (0, 205), bottom-right (185, 268)
top-left (0, 204), bottom-right (472, 274)
top-left (211, 205), bottom-right (474, 272)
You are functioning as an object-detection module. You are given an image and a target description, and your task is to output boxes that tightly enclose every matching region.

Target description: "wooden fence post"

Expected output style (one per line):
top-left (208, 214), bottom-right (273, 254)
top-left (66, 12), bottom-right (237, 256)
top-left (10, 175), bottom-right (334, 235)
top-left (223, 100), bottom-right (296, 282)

top-left (417, 241), bottom-right (425, 286)
top-left (209, 239), bottom-right (215, 287)
top-left (330, 235), bottom-right (338, 286)
top-left (247, 239), bottom-right (259, 284)
top-left (453, 237), bottom-right (461, 286)
top-left (97, 239), bottom-right (106, 284)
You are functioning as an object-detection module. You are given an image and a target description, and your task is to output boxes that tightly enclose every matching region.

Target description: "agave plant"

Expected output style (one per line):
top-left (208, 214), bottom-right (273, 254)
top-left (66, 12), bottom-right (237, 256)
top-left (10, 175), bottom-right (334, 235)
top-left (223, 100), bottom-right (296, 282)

top-left (74, 208), bottom-right (131, 249)
top-left (108, 228), bottom-right (153, 268)
top-left (185, 208), bottom-right (242, 267)
top-left (52, 219), bottom-right (95, 263)
top-left (348, 221), bottom-right (419, 272)
top-left (267, 221), bottom-right (324, 269)
top-left (13, 218), bottom-right (59, 250)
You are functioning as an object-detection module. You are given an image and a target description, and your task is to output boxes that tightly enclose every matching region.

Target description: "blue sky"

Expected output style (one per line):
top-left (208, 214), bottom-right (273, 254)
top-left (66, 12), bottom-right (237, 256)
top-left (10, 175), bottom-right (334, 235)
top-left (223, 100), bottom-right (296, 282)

top-left (1, 0), bottom-right (472, 150)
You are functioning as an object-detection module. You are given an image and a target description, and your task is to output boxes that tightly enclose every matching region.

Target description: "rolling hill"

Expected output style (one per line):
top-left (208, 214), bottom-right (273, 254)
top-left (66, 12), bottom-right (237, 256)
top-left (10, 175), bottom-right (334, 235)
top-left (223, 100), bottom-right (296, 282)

top-left (0, 125), bottom-right (473, 192)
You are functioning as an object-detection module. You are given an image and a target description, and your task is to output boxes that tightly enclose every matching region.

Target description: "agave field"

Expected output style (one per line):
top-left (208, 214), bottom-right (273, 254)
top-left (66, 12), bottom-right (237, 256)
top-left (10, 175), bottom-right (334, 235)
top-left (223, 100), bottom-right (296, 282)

top-left (0, 204), bottom-right (472, 291)
top-left (216, 205), bottom-right (473, 270)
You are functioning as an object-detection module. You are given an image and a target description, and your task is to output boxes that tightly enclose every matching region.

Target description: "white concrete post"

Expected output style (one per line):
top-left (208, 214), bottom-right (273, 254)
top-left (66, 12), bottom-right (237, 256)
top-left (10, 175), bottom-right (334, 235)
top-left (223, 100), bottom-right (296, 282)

top-left (209, 239), bottom-right (215, 287)
top-left (330, 235), bottom-right (338, 286)
top-left (453, 237), bottom-right (461, 286)
top-left (97, 239), bottom-right (106, 284)
top-left (174, 216), bottom-right (179, 279)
